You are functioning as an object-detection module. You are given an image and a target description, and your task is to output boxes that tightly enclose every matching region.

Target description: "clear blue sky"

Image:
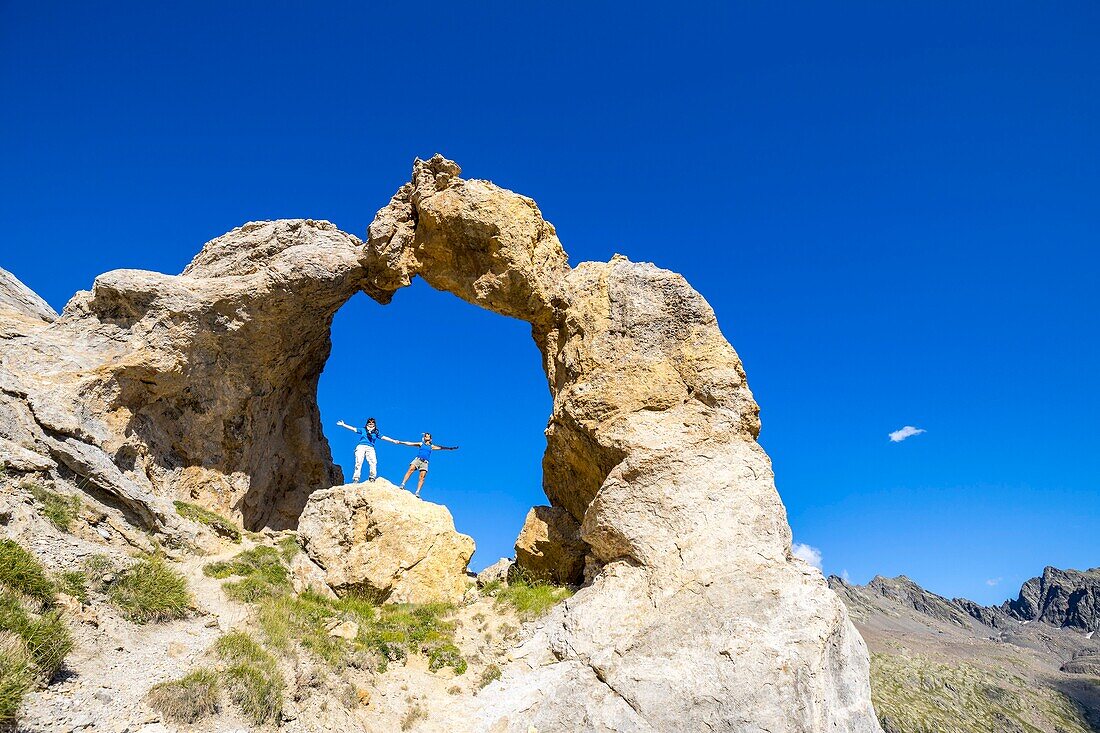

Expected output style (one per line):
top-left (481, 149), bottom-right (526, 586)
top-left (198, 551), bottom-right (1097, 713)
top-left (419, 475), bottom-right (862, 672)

top-left (2, 2), bottom-right (1096, 603)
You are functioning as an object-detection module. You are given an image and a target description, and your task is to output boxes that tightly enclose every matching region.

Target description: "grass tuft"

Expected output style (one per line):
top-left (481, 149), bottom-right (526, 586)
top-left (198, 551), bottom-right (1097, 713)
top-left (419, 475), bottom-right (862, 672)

top-left (146, 668), bottom-right (220, 723)
top-left (0, 540), bottom-right (55, 605)
top-left (276, 535), bottom-right (300, 562)
top-left (477, 663), bottom-right (502, 690)
top-left (57, 571), bottom-right (87, 603)
top-left (214, 632), bottom-right (284, 726)
top-left (107, 559), bottom-right (191, 623)
top-left (29, 486), bottom-right (82, 532)
top-left (401, 699), bottom-right (427, 731)
top-left (173, 501), bottom-right (241, 543)
top-left (0, 592), bottom-right (73, 681)
top-left (82, 555), bottom-right (115, 592)
top-left (0, 633), bottom-right (33, 726)
top-left (205, 546), bottom-right (291, 602)
top-left (494, 576), bottom-right (574, 620)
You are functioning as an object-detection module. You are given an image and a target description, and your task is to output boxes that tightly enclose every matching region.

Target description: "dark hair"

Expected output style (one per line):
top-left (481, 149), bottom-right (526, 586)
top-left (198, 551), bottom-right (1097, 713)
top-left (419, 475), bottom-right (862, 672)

top-left (365, 417), bottom-right (376, 426)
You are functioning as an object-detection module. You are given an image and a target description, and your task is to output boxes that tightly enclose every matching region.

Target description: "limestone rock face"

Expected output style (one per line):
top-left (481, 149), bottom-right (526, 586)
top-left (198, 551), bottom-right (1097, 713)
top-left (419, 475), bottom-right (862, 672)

top-left (0, 266), bottom-right (57, 337)
top-left (367, 157), bottom-right (880, 732)
top-left (0, 220), bottom-right (361, 531)
top-left (513, 505), bottom-right (586, 584)
top-left (297, 480), bottom-right (475, 604)
top-left (0, 156), bottom-right (881, 730)
top-left (476, 558), bottom-right (513, 588)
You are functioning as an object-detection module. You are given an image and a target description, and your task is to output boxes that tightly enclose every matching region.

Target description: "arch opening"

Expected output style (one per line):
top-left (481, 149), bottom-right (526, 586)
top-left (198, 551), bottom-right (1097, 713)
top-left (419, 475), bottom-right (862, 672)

top-left (316, 281), bottom-right (551, 570)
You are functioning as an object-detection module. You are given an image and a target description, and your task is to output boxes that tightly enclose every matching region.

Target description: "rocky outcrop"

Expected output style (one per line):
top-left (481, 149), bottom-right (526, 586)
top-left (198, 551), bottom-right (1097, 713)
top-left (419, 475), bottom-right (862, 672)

top-left (0, 220), bottom-right (360, 531)
top-left (513, 505), bottom-right (586, 584)
top-left (476, 558), bottom-right (513, 588)
top-left (0, 266), bottom-right (57, 336)
top-left (297, 480), bottom-right (474, 604)
top-left (1003, 566), bottom-right (1100, 632)
top-left (1, 156), bottom-right (882, 731)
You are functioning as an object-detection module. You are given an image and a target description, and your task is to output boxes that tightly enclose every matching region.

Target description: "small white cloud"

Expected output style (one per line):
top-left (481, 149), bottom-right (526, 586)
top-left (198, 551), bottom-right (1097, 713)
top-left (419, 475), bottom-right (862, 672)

top-left (792, 542), bottom-right (822, 570)
top-left (986, 577), bottom-right (1002, 587)
top-left (889, 425), bottom-right (926, 443)
top-left (841, 569), bottom-right (851, 583)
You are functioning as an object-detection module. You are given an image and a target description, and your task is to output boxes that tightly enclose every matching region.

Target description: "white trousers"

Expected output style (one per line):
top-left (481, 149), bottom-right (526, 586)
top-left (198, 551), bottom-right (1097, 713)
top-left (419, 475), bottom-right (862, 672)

top-left (352, 444), bottom-right (377, 482)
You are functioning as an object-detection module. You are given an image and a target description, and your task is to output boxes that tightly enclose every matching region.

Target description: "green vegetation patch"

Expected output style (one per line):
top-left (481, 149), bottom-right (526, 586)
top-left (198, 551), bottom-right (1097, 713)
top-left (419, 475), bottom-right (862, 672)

top-left (477, 663), bottom-right (502, 689)
top-left (0, 633), bottom-right (33, 727)
top-left (364, 604), bottom-right (466, 675)
top-left (493, 577), bottom-right (574, 620)
top-left (173, 501), bottom-right (241, 543)
top-left (276, 535), bottom-right (300, 562)
top-left (870, 652), bottom-right (1094, 733)
top-left (205, 545), bottom-right (467, 676)
top-left (0, 539), bottom-right (55, 605)
top-left (213, 632), bottom-right (284, 726)
top-left (204, 546), bottom-right (291, 602)
top-left (108, 559), bottom-right (191, 623)
top-left (0, 592), bottom-right (73, 681)
top-left (29, 486), bottom-right (82, 533)
top-left (146, 668), bottom-right (220, 724)
top-left (57, 571), bottom-right (87, 604)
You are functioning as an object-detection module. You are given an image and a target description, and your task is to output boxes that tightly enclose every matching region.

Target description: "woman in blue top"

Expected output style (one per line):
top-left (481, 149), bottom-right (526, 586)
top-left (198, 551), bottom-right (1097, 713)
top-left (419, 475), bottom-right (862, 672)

top-left (396, 432), bottom-right (458, 496)
top-left (335, 417), bottom-right (404, 482)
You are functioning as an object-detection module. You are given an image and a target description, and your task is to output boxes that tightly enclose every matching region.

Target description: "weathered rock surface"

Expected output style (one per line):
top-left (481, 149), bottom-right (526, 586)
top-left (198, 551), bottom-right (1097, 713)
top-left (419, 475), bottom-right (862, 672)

top-left (1, 155), bottom-right (882, 731)
top-left (476, 558), bottom-right (513, 588)
top-left (297, 480), bottom-right (474, 604)
top-left (1, 220), bottom-right (360, 531)
top-left (1, 266), bottom-right (57, 333)
top-left (513, 505), bottom-right (586, 584)
top-left (1004, 566), bottom-right (1100, 632)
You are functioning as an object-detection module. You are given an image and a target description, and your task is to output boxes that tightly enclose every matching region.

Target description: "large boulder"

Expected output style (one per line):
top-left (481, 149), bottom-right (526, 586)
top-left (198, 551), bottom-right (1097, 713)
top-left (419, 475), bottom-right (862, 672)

top-left (513, 505), bottom-right (586, 584)
top-left (297, 479), bottom-right (475, 604)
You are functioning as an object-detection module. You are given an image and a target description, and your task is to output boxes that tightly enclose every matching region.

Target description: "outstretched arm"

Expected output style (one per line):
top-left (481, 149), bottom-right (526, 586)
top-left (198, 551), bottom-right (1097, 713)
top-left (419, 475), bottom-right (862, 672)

top-left (335, 420), bottom-right (360, 434)
top-left (384, 436), bottom-right (421, 447)
top-left (380, 435), bottom-right (418, 446)
top-left (432, 444), bottom-right (459, 451)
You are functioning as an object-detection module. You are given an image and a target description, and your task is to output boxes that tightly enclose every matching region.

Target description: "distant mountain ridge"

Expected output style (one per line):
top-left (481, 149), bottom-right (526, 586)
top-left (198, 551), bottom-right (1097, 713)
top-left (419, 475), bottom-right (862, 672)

top-left (829, 566), bottom-right (1100, 732)
top-left (830, 565), bottom-right (1100, 638)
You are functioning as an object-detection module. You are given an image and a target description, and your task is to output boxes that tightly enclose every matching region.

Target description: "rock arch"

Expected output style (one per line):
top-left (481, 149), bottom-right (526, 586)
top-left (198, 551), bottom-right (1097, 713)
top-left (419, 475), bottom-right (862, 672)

top-left (0, 156), bottom-right (882, 731)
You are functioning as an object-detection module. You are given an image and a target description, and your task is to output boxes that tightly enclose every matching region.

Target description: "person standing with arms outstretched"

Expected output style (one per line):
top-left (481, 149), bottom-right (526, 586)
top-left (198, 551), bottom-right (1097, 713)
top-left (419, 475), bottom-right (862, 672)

top-left (335, 417), bottom-right (404, 483)
top-left (396, 432), bottom-right (458, 496)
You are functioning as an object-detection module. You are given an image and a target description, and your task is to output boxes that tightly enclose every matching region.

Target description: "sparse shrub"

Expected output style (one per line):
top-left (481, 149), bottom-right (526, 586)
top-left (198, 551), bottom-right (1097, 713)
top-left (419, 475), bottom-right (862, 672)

top-left (29, 486), bottom-right (82, 532)
top-left (57, 571), bottom-right (87, 603)
top-left (204, 546), bottom-right (292, 597)
top-left (146, 668), bottom-right (220, 723)
top-left (479, 579), bottom-right (503, 596)
top-left (214, 632), bottom-right (283, 726)
top-left (276, 535), bottom-right (299, 561)
top-left (0, 540), bottom-right (55, 605)
top-left (0, 592), bottom-right (73, 680)
top-left (108, 559), bottom-right (191, 623)
top-left (0, 632), bottom-right (33, 726)
top-left (494, 576), bottom-right (574, 620)
top-left (82, 555), bottom-right (115, 592)
top-left (173, 501), bottom-right (241, 543)
top-left (447, 684), bottom-right (462, 695)
top-left (401, 699), bottom-right (427, 730)
top-left (477, 663), bottom-right (502, 689)
top-left (363, 604), bottom-right (466, 675)
top-left (204, 546), bottom-right (289, 603)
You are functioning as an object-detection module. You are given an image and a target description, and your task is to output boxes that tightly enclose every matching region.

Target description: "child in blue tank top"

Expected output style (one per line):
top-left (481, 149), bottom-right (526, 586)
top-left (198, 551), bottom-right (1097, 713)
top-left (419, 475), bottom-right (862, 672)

top-left (396, 432), bottom-right (459, 496)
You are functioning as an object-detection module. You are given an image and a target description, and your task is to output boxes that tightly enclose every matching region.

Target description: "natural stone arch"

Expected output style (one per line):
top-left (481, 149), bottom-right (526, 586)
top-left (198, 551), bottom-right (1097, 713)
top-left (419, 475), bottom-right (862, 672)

top-left (0, 156), bottom-right (882, 731)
